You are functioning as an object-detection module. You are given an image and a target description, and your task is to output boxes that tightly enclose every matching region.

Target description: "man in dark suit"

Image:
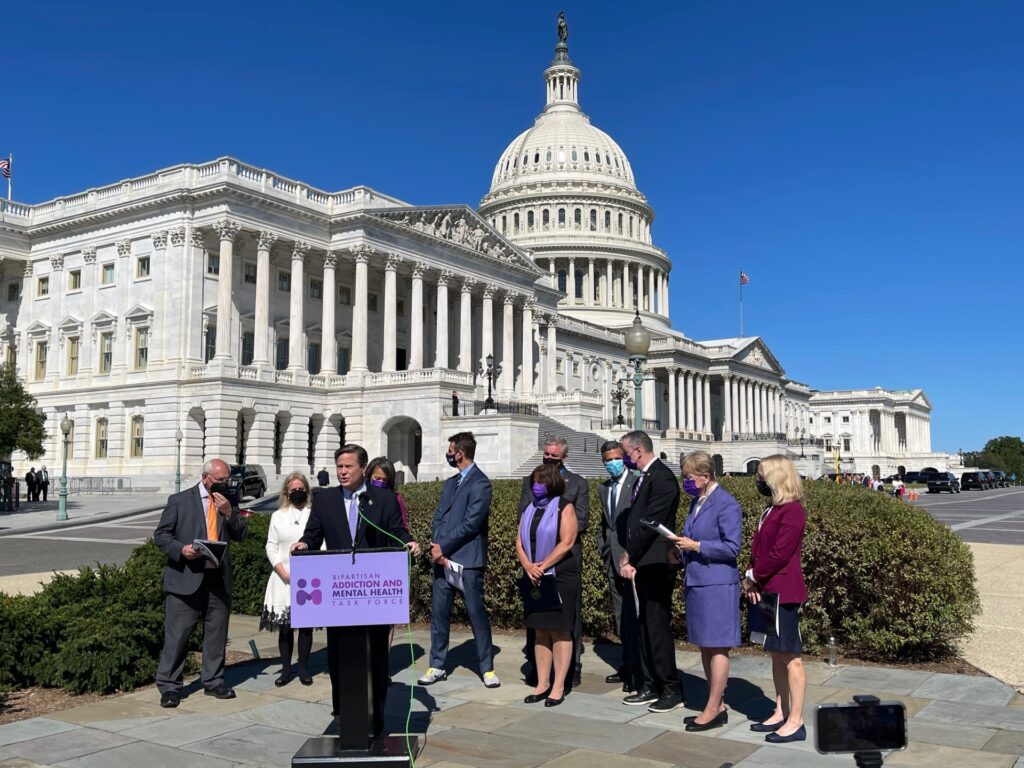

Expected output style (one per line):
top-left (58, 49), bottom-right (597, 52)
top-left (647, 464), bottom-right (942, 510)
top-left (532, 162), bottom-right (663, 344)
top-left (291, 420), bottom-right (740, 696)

top-left (519, 436), bottom-right (590, 686)
top-left (316, 467), bottom-right (330, 487)
top-left (39, 466), bottom-right (50, 501)
top-left (598, 439), bottom-right (642, 693)
top-left (154, 457), bottom-right (246, 708)
top-left (293, 444), bottom-right (416, 741)
top-left (619, 430), bottom-right (683, 713)
top-left (419, 432), bottom-right (498, 688)
top-left (24, 468), bottom-right (36, 502)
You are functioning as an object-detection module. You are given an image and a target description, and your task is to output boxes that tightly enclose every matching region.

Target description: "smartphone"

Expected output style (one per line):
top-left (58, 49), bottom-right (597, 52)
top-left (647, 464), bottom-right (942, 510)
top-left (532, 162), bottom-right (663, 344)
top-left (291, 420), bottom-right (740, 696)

top-left (814, 702), bottom-right (908, 754)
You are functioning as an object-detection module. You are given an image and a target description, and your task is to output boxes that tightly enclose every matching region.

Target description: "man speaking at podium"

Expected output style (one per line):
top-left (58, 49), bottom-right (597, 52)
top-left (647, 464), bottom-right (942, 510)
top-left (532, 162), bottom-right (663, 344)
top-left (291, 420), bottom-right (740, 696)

top-left (292, 444), bottom-right (417, 741)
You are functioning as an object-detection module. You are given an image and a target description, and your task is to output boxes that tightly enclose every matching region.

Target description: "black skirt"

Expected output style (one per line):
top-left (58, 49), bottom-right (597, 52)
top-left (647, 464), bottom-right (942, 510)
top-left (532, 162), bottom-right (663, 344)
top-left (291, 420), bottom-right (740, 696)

top-left (763, 602), bottom-right (802, 654)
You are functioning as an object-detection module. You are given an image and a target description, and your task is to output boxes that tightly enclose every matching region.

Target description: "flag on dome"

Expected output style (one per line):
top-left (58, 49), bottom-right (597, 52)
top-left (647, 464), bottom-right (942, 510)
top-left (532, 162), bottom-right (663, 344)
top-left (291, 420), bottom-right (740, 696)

top-left (0, 158), bottom-right (10, 179)
top-left (739, 271), bottom-right (750, 286)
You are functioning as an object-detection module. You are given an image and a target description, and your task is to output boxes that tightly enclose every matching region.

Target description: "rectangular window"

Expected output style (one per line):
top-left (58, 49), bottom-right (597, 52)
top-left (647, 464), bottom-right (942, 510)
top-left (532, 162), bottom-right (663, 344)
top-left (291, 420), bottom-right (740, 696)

top-left (339, 285), bottom-right (351, 305)
top-left (7, 281), bottom-right (20, 301)
top-left (241, 332), bottom-right (254, 366)
top-left (243, 262), bottom-right (257, 285)
top-left (134, 326), bottom-right (149, 370)
top-left (5, 344), bottom-right (15, 367)
top-left (278, 270), bottom-right (291, 292)
top-left (824, 416), bottom-right (832, 424)
top-left (35, 340), bottom-right (47, 380)
top-left (37, 276), bottom-right (49, 297)
top-left (556, 358), bottom-right (564, 373)
top-left (130, 416), bottom-right (144, 458)
top-left (136, 256), bottom-right (151, 279)
top-left (66, 336), bottom-right (79, 376)
top-left (309, 277), bottom-right (322, 300)
top-left (99, 332), bottom-right (113, 373)
top-left (337, 347), bottom-right (350, 375)
top-left (101, 263), bottom-right (115, 284)
top-left (95, 419), bottom-right (108, 459)
top-left (572, 361), bottom-right (580, 375)
top-left (842, 416), bottom-right (850, 424)
top-left (843, 438), bottom-right (851, 452)
top-left (204, 327), bottom-right (216, 363)
top-left (368, 292), bottom-right (378, 312)
top-left (307, 342), bottom-right (321, 374)
top-left (207, 254), bottom-right (219, 276)
top-left (825, 440), bottom-right (832, 452)
top-left (68, 270), bottom-right (82, 291)
top-left (275, 337), bottom-right (288, 370)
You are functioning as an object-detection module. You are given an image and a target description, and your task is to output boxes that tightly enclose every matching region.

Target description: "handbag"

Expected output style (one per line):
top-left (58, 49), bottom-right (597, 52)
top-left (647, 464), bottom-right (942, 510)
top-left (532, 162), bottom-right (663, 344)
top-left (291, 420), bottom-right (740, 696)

top-left (519, 574), bottom-right (562, 612)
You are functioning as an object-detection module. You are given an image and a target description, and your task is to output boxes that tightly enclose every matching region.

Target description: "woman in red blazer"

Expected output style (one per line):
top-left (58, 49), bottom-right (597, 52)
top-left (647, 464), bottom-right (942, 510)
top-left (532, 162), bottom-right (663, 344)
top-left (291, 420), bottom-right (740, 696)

top-left (743, 454), bottom-right (808, 744)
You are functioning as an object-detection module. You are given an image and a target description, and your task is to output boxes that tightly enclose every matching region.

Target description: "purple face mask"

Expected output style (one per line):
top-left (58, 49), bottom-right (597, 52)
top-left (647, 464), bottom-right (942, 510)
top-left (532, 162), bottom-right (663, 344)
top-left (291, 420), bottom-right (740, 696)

top-left (531, 482), bottom-right (549, 500)
top-left (682, 478), bottom-right (701, 497)
top-left (370, 478), bottom-right (388, 489)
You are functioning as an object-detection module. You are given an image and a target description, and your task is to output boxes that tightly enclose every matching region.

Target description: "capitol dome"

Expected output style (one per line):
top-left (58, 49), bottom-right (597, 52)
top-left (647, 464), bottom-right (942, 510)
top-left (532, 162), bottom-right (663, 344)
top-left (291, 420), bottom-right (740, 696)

top-left (479, 21), bottom-right (674, 333)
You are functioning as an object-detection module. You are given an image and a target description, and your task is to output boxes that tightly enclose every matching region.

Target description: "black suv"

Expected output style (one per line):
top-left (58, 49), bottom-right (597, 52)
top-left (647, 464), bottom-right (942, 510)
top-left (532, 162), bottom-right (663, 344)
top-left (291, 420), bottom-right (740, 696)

top-left (989, 470), bottom-right (1009, 488)
top-left (961, 472), bottom-right (988, 491)
top-left (927, 472), bottom-right (960, 494)
top-left (226, 464), bottom-right (268, 504)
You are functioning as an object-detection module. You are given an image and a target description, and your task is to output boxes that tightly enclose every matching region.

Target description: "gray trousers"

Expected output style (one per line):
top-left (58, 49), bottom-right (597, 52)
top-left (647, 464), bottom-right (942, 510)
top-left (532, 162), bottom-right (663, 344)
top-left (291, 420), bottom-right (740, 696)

top-left (156, 572), bottom-right (231, 693)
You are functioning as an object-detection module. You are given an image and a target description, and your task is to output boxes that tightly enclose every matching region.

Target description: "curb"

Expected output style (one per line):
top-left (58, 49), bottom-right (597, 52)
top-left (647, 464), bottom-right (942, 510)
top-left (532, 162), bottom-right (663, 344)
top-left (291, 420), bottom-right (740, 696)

top-left (0, 504), bottom-right (163, 537)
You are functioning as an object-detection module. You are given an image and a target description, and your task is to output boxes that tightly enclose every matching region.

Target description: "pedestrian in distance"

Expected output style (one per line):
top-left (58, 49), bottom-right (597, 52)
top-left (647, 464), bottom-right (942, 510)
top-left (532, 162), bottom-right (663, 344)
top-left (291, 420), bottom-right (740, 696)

top-left (39, 466), bottom-right (50, 501)
top-left (24, 467), bottom-right (36, 502)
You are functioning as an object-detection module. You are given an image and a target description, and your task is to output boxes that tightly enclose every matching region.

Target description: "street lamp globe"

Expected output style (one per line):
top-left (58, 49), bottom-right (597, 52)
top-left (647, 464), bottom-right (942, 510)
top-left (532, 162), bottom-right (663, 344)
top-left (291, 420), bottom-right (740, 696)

top-left (623, 311), bottom-right (651, 358)
top-left (60, 415), bottom-right (72, 436)
top-left (175, 427), bottom-right (184, 442)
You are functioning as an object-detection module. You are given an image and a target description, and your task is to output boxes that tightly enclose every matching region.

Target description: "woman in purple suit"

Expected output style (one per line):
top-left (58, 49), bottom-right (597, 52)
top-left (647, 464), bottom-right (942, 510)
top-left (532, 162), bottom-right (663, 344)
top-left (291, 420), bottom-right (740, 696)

top-left (668, 451), bottom-right (742, 732)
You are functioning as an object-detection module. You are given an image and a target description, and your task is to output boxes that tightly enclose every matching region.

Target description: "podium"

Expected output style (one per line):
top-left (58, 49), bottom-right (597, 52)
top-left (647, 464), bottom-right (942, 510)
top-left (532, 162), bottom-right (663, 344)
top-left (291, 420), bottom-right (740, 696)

top-left (289, 547), bottom-right (416, 767)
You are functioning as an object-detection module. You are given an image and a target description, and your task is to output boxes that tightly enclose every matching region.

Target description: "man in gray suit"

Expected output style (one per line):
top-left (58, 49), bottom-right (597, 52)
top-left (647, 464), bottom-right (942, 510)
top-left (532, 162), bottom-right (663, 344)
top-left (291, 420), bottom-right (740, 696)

top-left (419, 432), bottom-right (499, 688)
top-left (598, 440), bottom-right (642, 693)
top-left (153, 458), bottom-right (247, 708)
top-left (519, 436), bottom-right (590, 686)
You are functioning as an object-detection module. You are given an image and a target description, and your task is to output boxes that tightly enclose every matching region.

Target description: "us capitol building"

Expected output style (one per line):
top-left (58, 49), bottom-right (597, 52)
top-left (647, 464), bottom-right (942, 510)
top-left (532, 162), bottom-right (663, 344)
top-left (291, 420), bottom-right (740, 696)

top-left (0, 24), bottom-right (950, 489)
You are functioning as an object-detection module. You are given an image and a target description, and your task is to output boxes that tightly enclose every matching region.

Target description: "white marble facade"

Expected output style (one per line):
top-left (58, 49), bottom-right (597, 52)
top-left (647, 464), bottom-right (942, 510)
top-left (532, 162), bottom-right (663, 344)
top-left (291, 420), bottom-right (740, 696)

top-left (0, 29), bottom-right (948, 489)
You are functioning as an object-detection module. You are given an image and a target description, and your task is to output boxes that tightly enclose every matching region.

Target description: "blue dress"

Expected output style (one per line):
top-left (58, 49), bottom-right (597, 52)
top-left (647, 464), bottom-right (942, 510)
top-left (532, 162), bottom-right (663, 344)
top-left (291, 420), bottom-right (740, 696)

top-left (681, 485), bottom-right (742, 648)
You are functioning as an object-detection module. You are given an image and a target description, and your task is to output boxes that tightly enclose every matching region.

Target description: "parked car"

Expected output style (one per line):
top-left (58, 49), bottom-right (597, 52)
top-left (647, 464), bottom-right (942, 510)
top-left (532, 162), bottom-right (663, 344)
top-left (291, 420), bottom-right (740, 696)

top-left (239, 484), bottom-right (325, 517)
top-left (927, 472), bottom-right (960, 494)
top-left (226, 464), bottom-right (268, 504)
top-left (989, 470), bottom-right (1009, 488)
top-left (979, 470), bottom-right (999, 490)
top-left (960, 472), bottom-right (988, 491)
top-left (917, 470), bottom-right (940, 485)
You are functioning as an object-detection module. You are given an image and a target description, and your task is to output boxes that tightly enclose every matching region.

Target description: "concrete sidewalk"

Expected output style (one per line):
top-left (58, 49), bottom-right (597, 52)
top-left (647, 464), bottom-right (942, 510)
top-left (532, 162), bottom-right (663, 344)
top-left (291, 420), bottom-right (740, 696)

top-left (1, 622), bottom-right (1022, 768)
top-left (0, 494), bottom-right (165, 536)
top-left (964, 543), bottom-right (1024, 693)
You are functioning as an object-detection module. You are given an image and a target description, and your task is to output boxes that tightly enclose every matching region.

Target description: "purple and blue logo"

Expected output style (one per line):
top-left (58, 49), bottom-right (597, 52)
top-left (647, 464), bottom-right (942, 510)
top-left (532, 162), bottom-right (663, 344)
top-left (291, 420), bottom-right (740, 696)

top-left (295, 578), bottom-right (322, 606)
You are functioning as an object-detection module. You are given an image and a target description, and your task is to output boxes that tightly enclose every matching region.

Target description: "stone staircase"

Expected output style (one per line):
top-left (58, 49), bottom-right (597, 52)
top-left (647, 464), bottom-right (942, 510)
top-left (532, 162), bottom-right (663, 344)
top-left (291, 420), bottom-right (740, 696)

top-left (514, 415), bottom-right (612, 479)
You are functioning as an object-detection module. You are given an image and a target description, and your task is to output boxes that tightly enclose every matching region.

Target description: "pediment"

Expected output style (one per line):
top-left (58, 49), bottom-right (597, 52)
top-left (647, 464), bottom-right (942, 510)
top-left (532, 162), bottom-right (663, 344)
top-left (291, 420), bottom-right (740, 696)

top-left (370, 206), bottom-right (545, 277)
top-left (24, 320), bottom-right (51, 336)
top-left (90, 310), bottom-right (118, 327)
top-left (734, 338), bottom-right (783, 375)
top-left (58, 315), bottom-right (84, 333)
top-left (125, 304), bottom-right (154, 322)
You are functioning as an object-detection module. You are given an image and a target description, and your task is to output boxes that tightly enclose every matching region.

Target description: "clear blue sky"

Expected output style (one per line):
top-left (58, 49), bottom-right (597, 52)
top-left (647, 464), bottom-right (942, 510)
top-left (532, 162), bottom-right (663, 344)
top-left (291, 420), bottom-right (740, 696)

top-left (4, 1), bottom-right (1021, 453)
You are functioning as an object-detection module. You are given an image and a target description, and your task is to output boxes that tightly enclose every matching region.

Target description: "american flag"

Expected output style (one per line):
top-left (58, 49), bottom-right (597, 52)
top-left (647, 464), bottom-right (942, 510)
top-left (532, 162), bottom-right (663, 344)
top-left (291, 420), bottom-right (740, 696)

top-left (0, 158), bottom-right (9, 179)
top-left (739, 271), bottom-right (750, 286)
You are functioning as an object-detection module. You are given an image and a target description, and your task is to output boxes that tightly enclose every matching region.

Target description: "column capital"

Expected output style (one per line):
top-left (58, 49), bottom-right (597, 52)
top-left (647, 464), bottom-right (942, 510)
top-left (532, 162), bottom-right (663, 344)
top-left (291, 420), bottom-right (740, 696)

top-left (461, 277), bottom-right (477, 292)
top-left (50, 254), bottom-right (65, 272)
top-left (482, 282), bottom-right (497, 298)
top-left (169, 226), bottom-right (186, 247)
top-left (437, 269), bottom-right (454, 286)
top-left (385, 253), bottom-right (404, 272)
top-left (81, 247), bottom-right (97, 265)
top-left (213, 218), bottom-right (241, 243)
top-left (257, 230), bottom-right (278, 251)
top-left (722, 372), bottom-right (733, 382)
top-left (665, 365), bottom-right (678, 375)
top-left (545, 313), bottom-right (558, 326)
top-left (116, 239), bottom-right (131, 258)
top-left (522, 298), bottom-right (536, 312)
top-left (411, 261), bottom-right (427, 279)
top-left (323, 250), bottom-right (338, 269)
top-left (351, 244), bottom-right (373, 264)
top-left (190, 229), bottom-right (206, 249)
top-left (292, 241), bottom-right (311, 262)
top-left (502, 289), bottom-right (519, 305)
top-left (151, 230), bottom-right (168, 250)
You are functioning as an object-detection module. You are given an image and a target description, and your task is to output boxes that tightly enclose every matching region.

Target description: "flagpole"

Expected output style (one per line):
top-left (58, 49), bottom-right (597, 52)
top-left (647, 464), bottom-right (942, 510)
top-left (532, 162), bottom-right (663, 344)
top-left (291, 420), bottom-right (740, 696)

top-left (6, 155), bottom-right (10, 201)
top-left (739, 270), bottom-right (744, 337)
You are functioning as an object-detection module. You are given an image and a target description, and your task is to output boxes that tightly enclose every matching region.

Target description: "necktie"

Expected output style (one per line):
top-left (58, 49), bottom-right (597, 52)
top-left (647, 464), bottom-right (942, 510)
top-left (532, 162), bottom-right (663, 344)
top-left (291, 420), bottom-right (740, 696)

top-left (206, 496), bottom-right (219, 541)
top-left (456, 473), bottom-right (464, 488)
top-left (348, 494), bottom-right (359, 542)
top-left (609, 481), bottom-right (618, 521)
top-left (631, 473), bottom-right (644, 501)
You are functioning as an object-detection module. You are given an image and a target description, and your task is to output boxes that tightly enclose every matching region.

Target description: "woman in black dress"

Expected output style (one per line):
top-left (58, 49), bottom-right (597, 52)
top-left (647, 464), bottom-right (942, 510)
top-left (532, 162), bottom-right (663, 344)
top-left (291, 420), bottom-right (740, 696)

top-left (516, 463), bottom-right (578, 707)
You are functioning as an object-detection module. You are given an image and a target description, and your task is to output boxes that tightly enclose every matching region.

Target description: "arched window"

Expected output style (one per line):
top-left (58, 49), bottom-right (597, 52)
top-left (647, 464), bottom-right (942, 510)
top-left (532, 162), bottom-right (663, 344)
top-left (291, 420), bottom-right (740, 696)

top-left (605, 153), bottom-right (611, 165)
top-left (534, 151), bottom-right (540, 163)
top-left (513, 156), bottom-right (517, 168)
top-left (558, 208), bottom-right (566, 226)
top-left (571, 148), bottom-right (578, 162)
top-left (504, 158), bottom-right (510, 173)
top-left (523, 153), bottom-right (529, 165)
top-left (558, 148), bottom-right (565, 162)
top-left (501, 215), bottom-right (507, 233)
top-left (546, 148), bottom-right (552, 162)
top-left (574, 208), bottom-right (582, 227)
top-left (589, 209), bottom-right (597, 230)
top-left (575, 270), bottom-right (584, 299)
top-left (543, 209), bottom-right (550, 227)
top-left (584, 150), bottom-right (590, 162)
top-left (604, 211), bottom-right (611, 230)
top-left (629, 216), bottom-right (634, 236)
top-left (617, 213), bottom-right (623, 233)
top-left (513, 212), bottom-right (520, 233)
top-left (557, 270), bottom-right (567, 292)
top-left (527, 210), bottom-right (535, 230)
top-left (614, 156), bottom-right (620, 169)
top-left (596, 152), bottom-right (602, 164)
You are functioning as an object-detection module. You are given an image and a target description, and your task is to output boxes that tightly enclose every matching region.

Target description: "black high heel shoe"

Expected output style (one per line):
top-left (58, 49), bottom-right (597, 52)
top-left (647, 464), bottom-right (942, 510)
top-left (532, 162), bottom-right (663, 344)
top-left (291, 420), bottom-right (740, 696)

top-left (524, 687), bottom-right (552, 704)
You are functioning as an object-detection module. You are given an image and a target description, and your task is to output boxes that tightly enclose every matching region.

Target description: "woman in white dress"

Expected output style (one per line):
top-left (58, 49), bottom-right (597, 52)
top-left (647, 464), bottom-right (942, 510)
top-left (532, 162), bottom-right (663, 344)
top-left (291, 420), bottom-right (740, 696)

top-left (261, 471), bottom-right (315, 686)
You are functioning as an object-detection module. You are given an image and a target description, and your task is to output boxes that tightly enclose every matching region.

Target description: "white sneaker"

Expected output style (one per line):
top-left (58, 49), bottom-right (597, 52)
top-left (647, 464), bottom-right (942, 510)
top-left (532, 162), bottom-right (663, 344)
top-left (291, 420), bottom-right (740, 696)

top-left (483, 671), bottom-right (501, 688)
top-left (417, 667), bottom-right (447, 686)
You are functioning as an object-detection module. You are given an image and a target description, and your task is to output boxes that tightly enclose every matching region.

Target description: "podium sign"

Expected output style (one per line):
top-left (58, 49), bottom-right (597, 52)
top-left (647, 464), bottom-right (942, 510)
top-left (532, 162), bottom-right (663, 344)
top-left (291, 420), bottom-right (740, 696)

top-left (290, 550), bottom-right (410, 628)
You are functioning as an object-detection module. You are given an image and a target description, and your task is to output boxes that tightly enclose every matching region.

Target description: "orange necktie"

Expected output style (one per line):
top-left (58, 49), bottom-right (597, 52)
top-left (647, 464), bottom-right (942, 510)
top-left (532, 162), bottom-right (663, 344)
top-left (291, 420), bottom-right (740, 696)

top-left (206, 496), bottom-right (219, 541)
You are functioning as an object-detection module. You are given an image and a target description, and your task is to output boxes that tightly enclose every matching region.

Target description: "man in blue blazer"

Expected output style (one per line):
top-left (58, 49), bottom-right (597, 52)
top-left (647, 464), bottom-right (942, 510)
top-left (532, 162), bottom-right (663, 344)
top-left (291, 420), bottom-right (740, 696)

top-left (418, 432), bottom-right (498, 688)
top-left (154, 458), bottom-right (246, 708)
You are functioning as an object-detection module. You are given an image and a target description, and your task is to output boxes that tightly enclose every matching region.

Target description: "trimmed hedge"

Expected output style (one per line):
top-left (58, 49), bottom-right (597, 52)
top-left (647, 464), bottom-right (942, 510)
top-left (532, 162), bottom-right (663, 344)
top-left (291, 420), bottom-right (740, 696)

top-left (0, 477), bottom-right (980, 693)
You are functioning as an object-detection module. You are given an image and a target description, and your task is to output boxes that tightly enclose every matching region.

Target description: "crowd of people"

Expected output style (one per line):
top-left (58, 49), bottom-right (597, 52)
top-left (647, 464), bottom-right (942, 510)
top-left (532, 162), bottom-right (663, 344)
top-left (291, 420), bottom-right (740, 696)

top-left (151, 430), bottom-right (810, 746)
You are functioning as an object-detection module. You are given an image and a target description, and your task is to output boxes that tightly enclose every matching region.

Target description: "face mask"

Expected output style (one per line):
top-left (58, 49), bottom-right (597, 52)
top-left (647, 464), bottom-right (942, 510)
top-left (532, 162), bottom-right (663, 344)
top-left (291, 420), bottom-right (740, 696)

top-left (531, 482), bottom-right (548, 500)
top-left (542, 457), bottom-right (562, 467)
top-left (209, 481), bottom-right (228, 495)
top-left (682, 478), bottom-right (701, 497)
top-left (446, 453), bottom-right (458, 468)
top-left (622, 451), bottom-right (637, 471)
top-left (288, 489), bottom-right (308, 507)
top-left (756, 479), bottom-right (773, 498)
top-left (604, 459), bottom-right (624, 477)
top-left (369, 478), bottom-right (388, 489)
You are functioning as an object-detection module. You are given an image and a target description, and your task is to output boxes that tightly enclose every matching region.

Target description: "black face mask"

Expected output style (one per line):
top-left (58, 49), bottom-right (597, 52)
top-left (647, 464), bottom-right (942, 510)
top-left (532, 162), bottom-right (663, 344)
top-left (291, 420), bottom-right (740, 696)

top-left (288, 489), bottom-right (308, 507)
top-left (542, 457), bottom-right (563, 467)
top-left (446, 453), bottom-right (458, 468)
top-left (756, 479), bottom-right (773, 498)
top-left (209, 481), bottom-right (228, 495)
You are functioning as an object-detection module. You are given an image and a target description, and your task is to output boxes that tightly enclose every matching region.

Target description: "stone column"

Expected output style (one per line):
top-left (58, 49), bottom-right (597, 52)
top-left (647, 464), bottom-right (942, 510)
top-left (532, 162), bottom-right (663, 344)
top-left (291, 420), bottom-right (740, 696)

top-left (739, 379), bottom-right (748, 434)
top-left (520, 300), bottom-right (534, 396)
top-left (350, 245), bottom-right (371, 371)
top-left (695, 375), bottom-right (705, 432)
top-left (321, 251), bottom-right (337, 374)
top-left (213, 219), bottom-right (240, 359)
top-left (287, 242), bottom-right (309, 370)
top-left (667, 367), bottom-right (678, 430)
top-left (703, 376), bottom-right (711, 435)
top-left (753, 384), bottom-right (763, 433)
top-left (480, 284), bottom-right (495, 374)
top-left (501, 292), bottom-right (516, 397)
top-left (586, 259), bottom-right (595, 306)
top-left (434, 270), bottom-right (451, 369)
top-left (623, 262), bottom-right (631, 308)
top-left (409, 263), bottom-right (425, 370)
top-left (723, 375), bottom-right (733, 435)
top-left (686, 371), bottom-right (696, 431)
top-left (546, 316), bottom-right (557, 393)
top-left (663, 273), bottom-right (670, 318)
top-left (253, 231), bottom-right (275, 365)
top-left (458, 278), bottom-right (475, 373)
top-left (567, 258), bottom-right (576, 305)
top-left (382, 253), bottom-right (402, 372)
top-left (605, 260), bottom-right (613, 307)
top-left (648, 267), bottom-right (656, 313)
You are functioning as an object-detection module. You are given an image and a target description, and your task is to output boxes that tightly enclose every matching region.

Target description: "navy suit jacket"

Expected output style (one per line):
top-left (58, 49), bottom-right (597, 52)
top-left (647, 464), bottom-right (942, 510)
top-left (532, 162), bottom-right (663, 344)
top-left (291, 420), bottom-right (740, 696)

top-left (625, 458), bottom-right (680, 568)
top-left (599, 471), bottom-right (636, 567)
top-left (153, 484), bottom-right (247, 595)
top-left (300, 484), bottom-right (411, 551)
top-left (681, 485), bottom-right (742, 587)
top-left (432, 464), bottom-right (492, 568)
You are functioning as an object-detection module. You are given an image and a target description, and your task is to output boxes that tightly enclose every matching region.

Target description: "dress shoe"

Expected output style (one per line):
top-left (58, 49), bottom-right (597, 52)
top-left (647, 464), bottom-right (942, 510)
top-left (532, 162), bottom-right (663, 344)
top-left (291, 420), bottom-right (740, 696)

top-left (750, 719), bottom-right (784, 733)
top-left (648, 694), bottom-right (685, 713)
top-left (544, 694), bottom-right (565, 707)
top-left (159, 691), bottom-right (180, 708)
top-left (623, 689), bottom-right (658, 706)
top-left (685, 710), bottom-right (728, 732)
top-left (621, 681), bottom-right (637, 694)
top-left (204, 684), bottom-right (237, 699)
top-left (299, 674), bottom-right (313, 686)
top-left (571, 663), bottom-right (582, 687)
top-left (274, 672), bottom-right (291, 687)
top-left (605, 673), bottom-right (624, 684)
top-left (765, 724), bottom-right (806, 743)
top-left (524, 687), bottom-right (552, 704)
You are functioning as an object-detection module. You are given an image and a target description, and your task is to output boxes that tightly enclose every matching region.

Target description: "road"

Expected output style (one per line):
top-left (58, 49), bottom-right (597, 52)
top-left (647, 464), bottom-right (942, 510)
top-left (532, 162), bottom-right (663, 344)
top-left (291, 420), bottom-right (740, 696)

top-left (912, 485), bottom-right (1024, 545)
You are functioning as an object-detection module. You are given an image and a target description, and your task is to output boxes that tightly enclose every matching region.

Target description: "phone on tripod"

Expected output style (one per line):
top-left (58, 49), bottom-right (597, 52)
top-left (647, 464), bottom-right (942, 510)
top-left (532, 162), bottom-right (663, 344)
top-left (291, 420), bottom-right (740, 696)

top-left (815, 701), bottom-right (907, 755)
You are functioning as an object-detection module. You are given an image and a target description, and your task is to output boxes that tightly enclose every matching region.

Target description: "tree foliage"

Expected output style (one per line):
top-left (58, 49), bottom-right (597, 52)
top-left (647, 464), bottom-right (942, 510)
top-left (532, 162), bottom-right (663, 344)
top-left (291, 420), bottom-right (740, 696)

top-left (965, 436), bottom-right (1024, 479)
top-left (0, 364), bottom-right (47, 460)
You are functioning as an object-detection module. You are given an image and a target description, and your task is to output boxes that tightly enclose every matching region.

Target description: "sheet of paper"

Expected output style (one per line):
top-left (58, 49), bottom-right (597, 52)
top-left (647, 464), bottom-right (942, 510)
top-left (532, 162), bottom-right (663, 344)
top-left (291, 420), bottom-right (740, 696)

top-left (444, 559), bottom-right (464, 591)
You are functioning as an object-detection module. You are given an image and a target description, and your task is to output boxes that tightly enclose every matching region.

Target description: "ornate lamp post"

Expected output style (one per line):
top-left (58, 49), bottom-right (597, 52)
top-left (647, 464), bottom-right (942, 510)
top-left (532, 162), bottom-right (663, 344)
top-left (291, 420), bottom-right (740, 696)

top-left (610, 379), bottom-right (628, 426)
top-left (799, 427), bottom-right (806, 459)
top-left (57, 414), bottom-right (71, 521)
top-left (623, 311), bottom-right (652, 431)
top-left (174, 427), bottom-right (184, 494)
top-left (480, 354), bottom-right (501, 410)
